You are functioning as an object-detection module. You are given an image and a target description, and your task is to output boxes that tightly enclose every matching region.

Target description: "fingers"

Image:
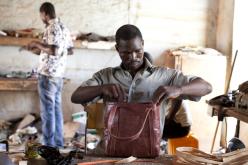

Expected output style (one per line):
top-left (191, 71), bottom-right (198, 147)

top-left (114, 84), bottom-right (126, 102)
top-left (152, 86), bottom-right (167, 105)
top-left (152, 86), bottom-right (181, 105)
top-left (111, 85), bottom-right (119, 99)
top-left (103, 84), bottom-right (126, 102)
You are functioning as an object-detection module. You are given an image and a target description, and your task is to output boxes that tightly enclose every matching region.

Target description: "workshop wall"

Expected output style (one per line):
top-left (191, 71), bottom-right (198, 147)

top-left (0, 0), bottom-right (129, 36)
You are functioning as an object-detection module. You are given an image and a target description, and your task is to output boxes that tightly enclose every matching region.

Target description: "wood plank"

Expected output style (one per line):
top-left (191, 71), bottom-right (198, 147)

top-left (225, 108), bottom-right (248, 123)
top-left (0, 36), bottom-right (39, 47)
top-left (0, 78), bottom-right (70, 91)
top-left (0, 36), bottom-right (114, 50)
top-left (0, 78), bottom-right (37, 91)
top-left (212, 106), bottom-right (248, 123)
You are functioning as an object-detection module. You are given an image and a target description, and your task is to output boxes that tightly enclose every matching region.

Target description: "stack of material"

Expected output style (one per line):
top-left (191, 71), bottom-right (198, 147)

top-left (176, 147), bottom-right (248, 164)
top-left (75, 32), bottom-right (114, 42)
top-left (166, 46), bottom-right (223, 56)
top-left (164, 46), bottom-right (224, 70)
top-left (2, 28), bottom-right (43, 38)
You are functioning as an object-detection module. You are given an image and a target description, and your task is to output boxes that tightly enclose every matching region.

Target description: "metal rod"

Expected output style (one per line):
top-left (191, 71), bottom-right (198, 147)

top-left (211, 121), bottom-right (220, 153)
top-left (225, 50), bottom-right (238, 94)
top-left (219, 50), bottom-right (238, 149)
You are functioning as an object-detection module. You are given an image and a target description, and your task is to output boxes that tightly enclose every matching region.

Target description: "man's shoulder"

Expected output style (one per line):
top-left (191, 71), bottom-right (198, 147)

top-left (47, 20), bottom-right (68, 32)
top-left (151, 65), bottom-right (179, 74)
top-left (95, 67), bottom-right (116, 75)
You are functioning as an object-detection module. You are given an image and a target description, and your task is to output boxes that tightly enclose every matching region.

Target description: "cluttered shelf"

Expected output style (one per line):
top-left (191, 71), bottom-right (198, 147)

top-left (0, 36), bottom-right (115, 50)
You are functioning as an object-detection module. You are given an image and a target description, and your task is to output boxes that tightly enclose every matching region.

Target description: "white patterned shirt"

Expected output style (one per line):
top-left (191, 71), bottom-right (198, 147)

top-left (38, 18), bottom-right (73, 77)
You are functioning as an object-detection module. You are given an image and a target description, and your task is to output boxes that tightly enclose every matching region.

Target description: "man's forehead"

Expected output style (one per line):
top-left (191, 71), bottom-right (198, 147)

top-left (117, 37), bottom-right (143, 50)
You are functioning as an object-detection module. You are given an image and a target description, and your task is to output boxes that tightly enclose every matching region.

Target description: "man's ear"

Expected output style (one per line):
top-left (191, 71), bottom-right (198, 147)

top-left (142, 39), bottom-right (144, 46)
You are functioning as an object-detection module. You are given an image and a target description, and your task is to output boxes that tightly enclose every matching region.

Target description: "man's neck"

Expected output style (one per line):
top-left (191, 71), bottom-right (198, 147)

top-left (128, 62), bottom-right (146, 78)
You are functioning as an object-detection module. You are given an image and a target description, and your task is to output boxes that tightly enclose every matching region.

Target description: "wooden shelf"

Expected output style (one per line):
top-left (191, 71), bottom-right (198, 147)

top-left (0, 36), bottom-right (115, 50)
top-left (0, 78), bottom-right (38, 91)
top-left (0, 78), bottom-right (70, 91)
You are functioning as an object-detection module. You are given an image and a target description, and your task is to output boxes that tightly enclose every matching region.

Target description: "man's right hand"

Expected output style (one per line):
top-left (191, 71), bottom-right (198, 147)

top-left (19, 45), bottom-right (41, 55)
top-left (101, 84), bottom-right (126, 102)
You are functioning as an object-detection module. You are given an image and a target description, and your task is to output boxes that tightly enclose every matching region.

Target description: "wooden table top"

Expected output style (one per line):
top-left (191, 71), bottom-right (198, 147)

top-left (2, 153), bottom-right (180, 165)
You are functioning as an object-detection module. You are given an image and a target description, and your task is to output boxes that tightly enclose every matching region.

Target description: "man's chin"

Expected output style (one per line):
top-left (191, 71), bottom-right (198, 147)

top-left (128, 64), bottom-right (142, 71)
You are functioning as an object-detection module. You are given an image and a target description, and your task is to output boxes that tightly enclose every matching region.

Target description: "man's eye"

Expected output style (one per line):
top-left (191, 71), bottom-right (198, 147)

top-left (122, 52), bottom-right (130, 55)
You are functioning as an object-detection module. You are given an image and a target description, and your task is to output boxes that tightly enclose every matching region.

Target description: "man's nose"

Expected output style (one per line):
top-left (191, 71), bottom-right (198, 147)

top-left (131, 52), bottom-right (137, 59)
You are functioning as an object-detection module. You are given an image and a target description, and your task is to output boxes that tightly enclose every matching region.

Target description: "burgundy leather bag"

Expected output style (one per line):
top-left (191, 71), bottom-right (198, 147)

top-left (104, 102), bottom-right (161, 158)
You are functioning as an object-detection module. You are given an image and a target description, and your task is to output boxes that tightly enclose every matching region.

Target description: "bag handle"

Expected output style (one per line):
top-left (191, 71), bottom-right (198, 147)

top-left (106, 103), bottom-right (154, 141)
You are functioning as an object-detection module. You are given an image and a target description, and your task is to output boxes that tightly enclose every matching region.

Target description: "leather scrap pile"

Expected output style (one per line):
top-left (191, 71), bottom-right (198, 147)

top-left (0, 70), bottom-right (37, 79)
top-left (176, 147), bottom-right (248, 165)
top-left (75, 32), bottom-right (114, 42)
top-left (1, 28), bottom-right (43, 38)
top-left (166, 45), bottom-right (223, 56)
top-left (238, 81), bottom-right (248, 94)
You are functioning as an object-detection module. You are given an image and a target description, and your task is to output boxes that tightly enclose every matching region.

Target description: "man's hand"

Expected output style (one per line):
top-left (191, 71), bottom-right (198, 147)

top-left (152, 86), bottom-right (182, 104)
top-left (68, 48), bottom-right (73, 55)
top-left (101, 84), bottom-right (126, 102)
top-left (19, 43), bottom-right (41, 55)
top-left (27, 41), bottom-right (43, 50)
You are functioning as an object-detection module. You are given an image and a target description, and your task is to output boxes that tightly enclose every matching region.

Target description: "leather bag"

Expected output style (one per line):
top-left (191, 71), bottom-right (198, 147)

top-left (104, 102), bottom-right (161, 158)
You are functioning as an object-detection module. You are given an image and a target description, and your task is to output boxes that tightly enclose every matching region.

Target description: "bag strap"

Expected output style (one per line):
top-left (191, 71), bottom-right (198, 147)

top-left (106, 104), bottom-right (154, 141)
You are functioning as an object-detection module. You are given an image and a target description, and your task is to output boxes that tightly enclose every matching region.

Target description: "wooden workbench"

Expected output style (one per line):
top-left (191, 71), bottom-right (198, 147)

top-left (2, 153), bottom-right (179, 165)
top-left (212, 106), bottom-right (248, 123)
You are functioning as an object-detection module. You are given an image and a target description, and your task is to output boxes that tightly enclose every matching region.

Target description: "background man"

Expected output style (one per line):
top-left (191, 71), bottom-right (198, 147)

top-left (25, 2), bottom-right (73, 147)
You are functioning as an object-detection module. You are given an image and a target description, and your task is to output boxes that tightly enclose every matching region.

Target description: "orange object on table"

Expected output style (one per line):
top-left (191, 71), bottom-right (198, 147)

top-left (167, 132), bottom-right (199, 155)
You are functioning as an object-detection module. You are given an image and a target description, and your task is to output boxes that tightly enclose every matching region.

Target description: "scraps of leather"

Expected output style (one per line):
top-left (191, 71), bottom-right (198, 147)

top-left (104, 102), bottom-right (160, 158)
top-left (176, 147), bottom-right (248, 165)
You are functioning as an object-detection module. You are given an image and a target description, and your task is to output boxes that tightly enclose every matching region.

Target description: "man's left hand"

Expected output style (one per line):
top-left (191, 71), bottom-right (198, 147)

top-left (152, 86), bottom-right (182, 104)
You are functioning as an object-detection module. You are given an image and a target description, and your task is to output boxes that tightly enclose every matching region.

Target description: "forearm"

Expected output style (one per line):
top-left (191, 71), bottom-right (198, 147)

top-left (35, 42), bottom-right (56, 55)
top-left (71, 86), bottom-right (103, 104)
top-left (180, 78), bottom-right (212, 97)
top-left (167, 99), bottom-right (182, 119)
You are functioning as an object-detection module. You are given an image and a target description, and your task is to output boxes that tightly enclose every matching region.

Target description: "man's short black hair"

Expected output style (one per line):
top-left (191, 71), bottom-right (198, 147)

top-left (115, 24), bottom-right (143, 45)
top-left (40, 2), bottom-right (56, 18)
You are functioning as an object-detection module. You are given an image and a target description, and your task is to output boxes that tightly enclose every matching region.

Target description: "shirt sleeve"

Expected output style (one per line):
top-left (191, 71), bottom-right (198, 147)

top-left (170, 70), bottom-right (201, 101)
top-left (47, 24), bottom-right (62, 47)
top-left (80, 69), bottom-right (106, 104)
